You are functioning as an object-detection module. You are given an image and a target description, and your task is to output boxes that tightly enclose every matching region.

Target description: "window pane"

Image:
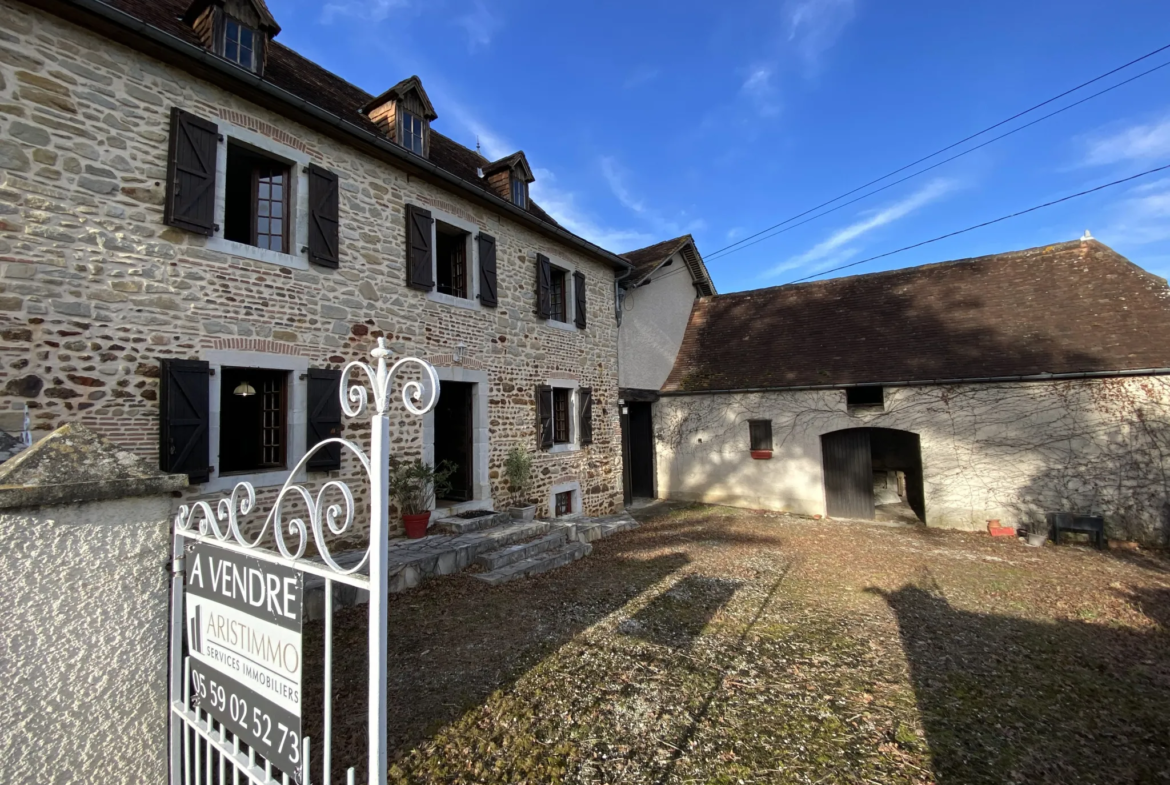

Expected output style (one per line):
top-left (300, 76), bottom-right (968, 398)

top-left (225, 39), bottom-right (238, 62)
top-left (271, 182), bottom-right (282, 201)
top-left (240, 27), bottom-right (253, 49)
top-left (257, 216), bottom-right (269, 234)
top-left (226, 20), bottom-right (238, 42)
top-left (270, 218), bottom-right (282, 237)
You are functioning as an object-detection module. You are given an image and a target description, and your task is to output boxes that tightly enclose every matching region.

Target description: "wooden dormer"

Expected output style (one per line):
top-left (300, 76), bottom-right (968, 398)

top-left (360, 76), bottom-right (438, 159)
top-left (184, 0), bottom-right (281, 77)
top-left (482, 152), bottom-right (535, 208)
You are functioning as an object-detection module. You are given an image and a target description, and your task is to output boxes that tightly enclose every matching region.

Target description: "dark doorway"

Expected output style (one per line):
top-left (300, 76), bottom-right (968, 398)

top-left (821, 427), bottom-right (924, 522)
top-left (434, 381), bottom-right (473, 502)
top-left (626, 402), bottom-right (655, 499)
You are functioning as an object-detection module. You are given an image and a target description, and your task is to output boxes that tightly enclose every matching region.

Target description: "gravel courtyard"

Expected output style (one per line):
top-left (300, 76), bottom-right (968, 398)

top-left (306, 503), bottom-right (1170, 784)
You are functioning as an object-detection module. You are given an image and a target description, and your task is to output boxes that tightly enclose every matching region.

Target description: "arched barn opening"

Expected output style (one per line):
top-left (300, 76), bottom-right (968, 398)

top-left (821, 428), bottom-right (925, 523)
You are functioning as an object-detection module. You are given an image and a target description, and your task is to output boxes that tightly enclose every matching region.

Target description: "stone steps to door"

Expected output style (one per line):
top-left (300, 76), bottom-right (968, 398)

top-left (474, 527), bottom-right (569, 571)
top-left (472, 540), bottom-right (592, 586)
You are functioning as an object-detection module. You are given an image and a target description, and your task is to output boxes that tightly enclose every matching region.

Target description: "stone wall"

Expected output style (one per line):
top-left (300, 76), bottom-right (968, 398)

top-left (0, 0), bottom-right (624, 532)
top-left (654, 377), bottom-right (1170, 543)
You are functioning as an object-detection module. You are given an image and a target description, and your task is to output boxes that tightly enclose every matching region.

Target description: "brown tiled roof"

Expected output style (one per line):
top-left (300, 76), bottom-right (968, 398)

top-left (621, 235), bottom-right (692, 280)
top-left (662, 240), bottom-right (1170, 393)
top-left (102, 0), bottom-right (560, 227)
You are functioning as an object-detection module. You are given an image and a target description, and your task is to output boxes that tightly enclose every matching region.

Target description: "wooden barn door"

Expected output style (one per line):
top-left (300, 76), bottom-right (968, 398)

top-left (822, 429), bottom-right (874, 520)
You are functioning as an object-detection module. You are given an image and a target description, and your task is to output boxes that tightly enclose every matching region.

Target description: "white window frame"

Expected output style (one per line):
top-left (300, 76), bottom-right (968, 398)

top-left (424, 206), bottom-right (482, 312)
top-left (511, 175), bottom-right (527, 208)
top-left (223, 18), bottom-right (257, 72)
top-left (401, 109), bottom-right (425, 156)
top-left (548, 480), bottom-right (582, 518)
top-left (204, 350), bottom-right (310, 493)
top-left (543, 255), bottom-right (579, 332)
top-left (547, 377), bottom-right (580, 454)
top-left (206, 122), bottom-right (312, 271)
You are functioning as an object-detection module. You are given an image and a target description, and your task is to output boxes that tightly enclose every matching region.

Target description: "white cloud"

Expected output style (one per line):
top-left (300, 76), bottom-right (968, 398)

top-left (600, 157), bottom-right (645, 214)
top-left (623, 66), bottom-right (661, 90)
top-left (785, 0), bottom-right (856, 75)
top-left (438, 97), bottom-right (513, 160)
top-left (1099, 179), bottom-right (1170, 246)
top-left (763, 178), bottom-right (956, 278)
top-left (1083, 117), bottom-right (1170, 167)
top-left (531, 169), bottom-right (653, 251)
top-left (599, 156), bottom-right (707, 240)
top-left (321, 0), bottom-right (408, 23)
top-left (726, 227), bottom-right (744, 241)
top-left (455, 0), bottom-right (502, 52)
top-left (740, 66), bottom-right (781, 117)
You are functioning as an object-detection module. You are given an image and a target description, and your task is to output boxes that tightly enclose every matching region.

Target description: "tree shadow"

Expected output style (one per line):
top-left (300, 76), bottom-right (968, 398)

top-left (617, 574), bottom-right (741, 650)
top-left (873, 582), bottom-right (1170, 784)
top-left (299, 551), bottom-right (690, 783)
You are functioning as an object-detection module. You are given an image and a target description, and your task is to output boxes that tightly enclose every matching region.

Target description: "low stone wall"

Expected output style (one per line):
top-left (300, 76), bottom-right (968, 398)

top-left (0, 494), bottom-right (173, 784)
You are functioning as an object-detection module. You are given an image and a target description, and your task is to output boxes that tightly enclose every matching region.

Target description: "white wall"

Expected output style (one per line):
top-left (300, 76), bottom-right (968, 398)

top-left (618, 252), bottom-right (699, 391)
top-left (655, 377), bottom-right (1170, 543)
top-left (0, 495), bottom-right (172, 783)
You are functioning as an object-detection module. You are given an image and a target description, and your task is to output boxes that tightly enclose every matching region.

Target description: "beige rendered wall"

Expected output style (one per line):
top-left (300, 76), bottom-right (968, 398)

top-left (654, 377), bottom-right (1170, 542)
top-left (0, 494), bottom-right (172, 784)
top-left (618, 251), bottom-right (697, 391)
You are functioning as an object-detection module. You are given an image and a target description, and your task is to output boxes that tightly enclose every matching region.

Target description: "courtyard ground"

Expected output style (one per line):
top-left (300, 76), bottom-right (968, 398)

top-left (305, 503), bottom-right (1170, 784)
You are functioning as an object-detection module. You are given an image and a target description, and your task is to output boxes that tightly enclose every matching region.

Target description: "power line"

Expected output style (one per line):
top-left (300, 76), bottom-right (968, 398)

top-left (781, 163), bottom-right (1170, 285)
top-left (705, 57), bottom-right (1170, 263)
top-left (705, 41), bottom-right (1170, 261)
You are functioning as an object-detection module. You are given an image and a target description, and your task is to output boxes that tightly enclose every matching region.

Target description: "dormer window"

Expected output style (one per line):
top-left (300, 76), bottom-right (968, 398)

top-left (511, 176), bottom-right (527, 208)
top-left (224, 19), bottom-right (256, 70)
top-left (401, 110), bottom-right (425, 156)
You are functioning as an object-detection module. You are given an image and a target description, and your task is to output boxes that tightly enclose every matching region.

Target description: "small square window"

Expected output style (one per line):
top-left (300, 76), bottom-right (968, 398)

top-left (220, 367), bottom-right (288, 474)
top-left (749, 420), bottom-right (772, 452)
top-left (846, 386), bottom-right (884, 408)
top-left (224, 143), bottom-right (290, 254)
top-left (553, 388), bottom-right (571, 444)
top-left (401, 110), bottom-right (425, 155)
top-left (224, 19), bottom-right (256, 71)
top-left (511, 177), bottom-right (526, 207)
top-left (549, 267), bottom-right (568, 323)
top-left (555, 490), bottom-right (573, 517)
top-left (435, 222), bottom-right (469, 299)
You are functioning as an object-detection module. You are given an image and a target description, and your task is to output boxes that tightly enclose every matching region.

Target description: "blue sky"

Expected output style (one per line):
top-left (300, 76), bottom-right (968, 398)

top-left (269, 0), bottom-right (1170, 292)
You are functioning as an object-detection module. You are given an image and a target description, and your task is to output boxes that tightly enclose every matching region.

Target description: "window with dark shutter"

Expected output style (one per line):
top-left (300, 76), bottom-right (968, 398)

top-left (749, 420), bottom-right (773, 452)
top-left (573, 271), bottom-right (587, 329)
top-left (306, 368), bottom-right (342, 471)
top-left (536, 254), bottom-right (552, 319)
top-left (159, 359), bottom-right (211, 483)
top-left (307, 165), bottom-right (340, 269)
top-left (537, 385), bottom-right (553, 449)
top-left (164, 108), bottom-right (218, 236)
top-left (477, 232), bottom-right (498, 307)
top-left (406, 204), bottom-right (434, 291)
top-left (579, 387), bottom-right (593, 445)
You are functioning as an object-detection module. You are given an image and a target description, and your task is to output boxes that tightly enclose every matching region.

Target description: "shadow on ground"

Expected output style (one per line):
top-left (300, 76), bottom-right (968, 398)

top-left (300, 548), bottom-right (691, 783)
top-left (875, 582), bottom-right (1170, 784)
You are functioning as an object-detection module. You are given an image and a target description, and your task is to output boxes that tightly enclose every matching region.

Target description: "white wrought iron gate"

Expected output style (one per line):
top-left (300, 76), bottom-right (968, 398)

top-left (168, 341), bottom-right (439, 785)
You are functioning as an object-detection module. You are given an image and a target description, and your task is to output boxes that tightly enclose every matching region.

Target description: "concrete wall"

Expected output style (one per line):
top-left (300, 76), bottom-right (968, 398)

top-left (0, 1), bottom-right (624, 529)
top-left (654, 377), bottom-right (1170, 543)
top-left (0, 494), bottom-right (172, 784)
top-left (618, 251), bottom-right (697, 391)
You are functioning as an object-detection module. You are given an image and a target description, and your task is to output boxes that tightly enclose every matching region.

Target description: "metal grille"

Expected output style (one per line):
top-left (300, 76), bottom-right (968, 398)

top-left (449, 241), bottom-right (466, 299)
top-left (261, 375), bottom-right (285, 467)
top-left (555, 491), bottom-right (572, 516)
top-left (553, 388), bottom-right (570, 443)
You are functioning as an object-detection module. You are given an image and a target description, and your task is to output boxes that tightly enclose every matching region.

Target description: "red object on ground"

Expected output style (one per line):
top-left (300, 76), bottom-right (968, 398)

top-left (751, 450), bottom-right (773, 460)
top-left (987, 519), bottom-right (1015, 537)
top-left (403, 512), bottom-right (431, 539)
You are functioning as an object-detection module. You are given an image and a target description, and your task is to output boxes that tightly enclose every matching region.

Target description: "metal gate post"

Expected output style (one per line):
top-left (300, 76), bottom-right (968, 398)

top-left (368, 407), bottom-right (389, 785)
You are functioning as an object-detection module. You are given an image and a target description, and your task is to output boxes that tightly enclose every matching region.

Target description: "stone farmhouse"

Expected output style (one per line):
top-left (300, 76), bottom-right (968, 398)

top-left (645, 238), bottom-right (1170, 544)
top-left (0, 0), bottom-right (651, 528)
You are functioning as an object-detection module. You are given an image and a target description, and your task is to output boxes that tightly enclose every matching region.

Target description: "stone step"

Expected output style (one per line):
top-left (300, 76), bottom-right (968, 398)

top-left (433, 510), bottom-right (510, 535)
top-left (572, 512), bottom-right (639, 543)
top-left (472, 541), bottom-right (592, 586)
top-left (474, 528), bottom-right (568, 570)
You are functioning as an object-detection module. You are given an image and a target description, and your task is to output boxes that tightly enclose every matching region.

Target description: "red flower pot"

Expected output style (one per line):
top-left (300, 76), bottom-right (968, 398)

top-left (402, 511), bottom-right (431, 539)
top-left (751, 450), bottom-right (773, 460)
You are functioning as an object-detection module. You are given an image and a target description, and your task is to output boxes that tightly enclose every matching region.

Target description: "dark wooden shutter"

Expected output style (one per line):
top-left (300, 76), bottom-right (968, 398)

top-left (573, 271), bottom-right (587, 329)
top-left (822, 429), bottom-right (874, 520)
top-left (477, 232), bottom-right (498, 307)
top-left (406, 204), bottom-right (433, 291)
top-left (159, 359), bottom-right (211, 483)
top-left (537, 385), bottom-right (553, 449)
top-left (579, 387), bottom-right (593, 445)
top-left (164, 108), bottom-right (218, 236)
top-left (535, 254), bottom-right (552, 318)
top-left (749, 420), bottom-right (773, 451)
top-left (306, 368), bottom-right (342, 471)
top-left (307, 165), bottom-right (340, 269)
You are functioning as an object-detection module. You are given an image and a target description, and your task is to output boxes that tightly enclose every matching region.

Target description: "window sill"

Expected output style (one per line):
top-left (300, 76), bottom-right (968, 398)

top-left (544, 318), bottom-right (578, 333)
top-left (203, 467), bottom-right (302, 494)
top-left (206, 236), bottom-right (309, 271)
top-left (847, 405), bottom-right (885, 417)
top-left (427, 290), bottom-right (481, 311)
top-left (548, 442), bottom-right (579, 455)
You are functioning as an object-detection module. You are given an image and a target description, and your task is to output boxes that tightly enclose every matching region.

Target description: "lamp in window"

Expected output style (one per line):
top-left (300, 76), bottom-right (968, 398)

top-left (233, 380), bottom-right (257, 397)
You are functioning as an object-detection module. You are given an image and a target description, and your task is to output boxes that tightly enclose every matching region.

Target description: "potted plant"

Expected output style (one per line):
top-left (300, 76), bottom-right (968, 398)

top-left (504, 445), bottom-right (536, 521)
top-left (1024, 518), bottom-right (1049, 547)
top-left (389, 457), bottom-right (456, 539)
